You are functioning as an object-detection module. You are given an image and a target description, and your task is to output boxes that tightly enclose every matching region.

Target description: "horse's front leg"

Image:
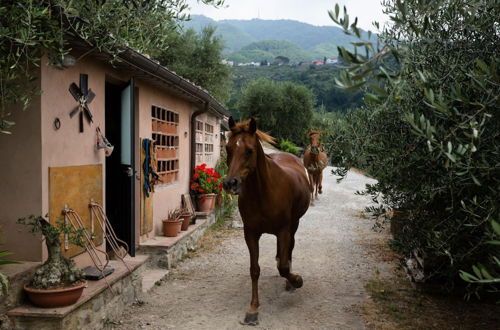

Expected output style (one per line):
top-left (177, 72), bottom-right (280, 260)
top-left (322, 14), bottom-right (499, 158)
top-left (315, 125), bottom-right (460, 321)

top-left (277, 229), bottom-right (303, 290)
top-left (242, 230), bottom-right (261, 325)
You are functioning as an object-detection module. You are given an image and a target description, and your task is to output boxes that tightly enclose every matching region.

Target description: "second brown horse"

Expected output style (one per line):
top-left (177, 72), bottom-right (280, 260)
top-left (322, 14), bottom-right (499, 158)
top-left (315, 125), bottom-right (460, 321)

top-left (223, 118), bottom-right (310, 325)
top-left (303, 130), bottom-right (328, 201)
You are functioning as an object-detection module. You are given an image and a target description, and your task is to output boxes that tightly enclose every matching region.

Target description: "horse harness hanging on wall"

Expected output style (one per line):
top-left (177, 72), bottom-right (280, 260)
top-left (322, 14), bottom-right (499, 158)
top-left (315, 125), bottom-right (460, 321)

top-left (68, 74), bottom-right (95, 132)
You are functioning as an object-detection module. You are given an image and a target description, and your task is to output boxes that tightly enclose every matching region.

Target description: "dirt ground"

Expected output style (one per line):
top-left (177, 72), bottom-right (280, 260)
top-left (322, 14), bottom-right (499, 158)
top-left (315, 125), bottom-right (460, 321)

top-left (111, 167), bottom-right (394, 329)
top-left (109, 167), bottom-right (499, 329)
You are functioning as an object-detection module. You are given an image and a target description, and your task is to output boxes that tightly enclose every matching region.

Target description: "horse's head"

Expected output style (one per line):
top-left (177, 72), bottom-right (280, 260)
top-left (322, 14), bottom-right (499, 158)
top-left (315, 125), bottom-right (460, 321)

top-left (307, 130), bottom-right (323, 154)
top-left (223, 117), bottom-right (262, 194)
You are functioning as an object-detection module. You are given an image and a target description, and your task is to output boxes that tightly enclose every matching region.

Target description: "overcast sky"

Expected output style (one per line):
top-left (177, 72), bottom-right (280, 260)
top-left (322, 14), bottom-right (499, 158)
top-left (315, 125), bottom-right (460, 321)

top-left (186, 0), bottom-right (389, 31)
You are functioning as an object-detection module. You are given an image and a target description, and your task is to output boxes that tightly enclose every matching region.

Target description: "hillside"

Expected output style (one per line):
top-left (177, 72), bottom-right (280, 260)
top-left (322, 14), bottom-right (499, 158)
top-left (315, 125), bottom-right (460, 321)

top-left (228, 40), bottom-right (313, 64)
top-left (228, 65), bottom-right (364, 114)
top-left (220, 18), bottom-right (364, 50)
top-left (184, 15), bottom-right (374, 60)
top-left (183, 15), bottom-right (256, 53)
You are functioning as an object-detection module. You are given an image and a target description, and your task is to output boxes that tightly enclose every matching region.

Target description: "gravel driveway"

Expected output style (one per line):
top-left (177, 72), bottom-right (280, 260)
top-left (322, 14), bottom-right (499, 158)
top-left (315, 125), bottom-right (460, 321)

top-left (113, 167), bottom-right (392, 330)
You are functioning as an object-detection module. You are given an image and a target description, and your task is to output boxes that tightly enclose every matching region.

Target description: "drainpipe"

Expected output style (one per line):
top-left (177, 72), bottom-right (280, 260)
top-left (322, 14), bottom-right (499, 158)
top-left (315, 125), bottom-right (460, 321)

top-left (190, 101), bottom-right (210, 178)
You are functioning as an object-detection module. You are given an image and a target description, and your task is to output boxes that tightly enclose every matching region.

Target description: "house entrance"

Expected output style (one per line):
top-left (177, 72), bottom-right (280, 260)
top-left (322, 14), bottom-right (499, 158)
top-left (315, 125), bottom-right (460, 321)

top-left (105, 79), bottom-right (136, 257)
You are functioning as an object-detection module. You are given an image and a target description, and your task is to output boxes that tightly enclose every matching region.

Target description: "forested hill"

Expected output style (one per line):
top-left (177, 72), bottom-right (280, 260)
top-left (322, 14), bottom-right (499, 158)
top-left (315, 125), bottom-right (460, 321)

top-left (219, 18), bottom-right (365, 50)
top-left (228, 65), bottom-right (364, 114)
top-left (183, 15), bottom-right (373, 59)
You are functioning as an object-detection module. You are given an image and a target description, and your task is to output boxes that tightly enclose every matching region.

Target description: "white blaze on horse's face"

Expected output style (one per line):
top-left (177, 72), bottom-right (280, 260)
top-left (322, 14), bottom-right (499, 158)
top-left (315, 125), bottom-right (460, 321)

top-left (224, 133), bottom-right (258, 194)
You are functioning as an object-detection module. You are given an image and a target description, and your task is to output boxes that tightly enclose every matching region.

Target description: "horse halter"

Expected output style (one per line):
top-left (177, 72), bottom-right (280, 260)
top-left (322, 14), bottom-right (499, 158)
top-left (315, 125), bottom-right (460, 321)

top-left (310, 145), bottom-right (321, 155)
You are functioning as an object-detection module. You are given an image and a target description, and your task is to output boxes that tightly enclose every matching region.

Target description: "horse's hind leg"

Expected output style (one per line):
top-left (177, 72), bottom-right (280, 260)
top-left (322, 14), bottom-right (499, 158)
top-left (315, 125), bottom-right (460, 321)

top-left (285, 223), bottom-right (299, 291)
top-left (318, 171), bottom-right (323, 194)
top-left (242, 230), bottom-right (261, 325)
top-left (308, 173), bottom-right (315, 204)
top-left (277, 229), bottom-right (303, 290)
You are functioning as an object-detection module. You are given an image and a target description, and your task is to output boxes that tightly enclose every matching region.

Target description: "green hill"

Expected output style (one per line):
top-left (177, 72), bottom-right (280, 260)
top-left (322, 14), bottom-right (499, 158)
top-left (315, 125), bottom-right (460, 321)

top-left (183, 15), bottom-right (256, 53)
top-left (220, 18), bottom-right (365, 50)
top-left (184, 15), bottom-right (374, 54)
top-left (228, 40), bottom-right (312, 64)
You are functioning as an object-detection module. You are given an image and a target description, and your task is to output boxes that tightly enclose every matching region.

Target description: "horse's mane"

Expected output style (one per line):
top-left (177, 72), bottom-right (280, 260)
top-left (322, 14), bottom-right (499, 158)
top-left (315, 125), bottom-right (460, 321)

top-left (228, 119), bottom-right (276, 145)
top-left (307, 129), bottom-right (322, 137)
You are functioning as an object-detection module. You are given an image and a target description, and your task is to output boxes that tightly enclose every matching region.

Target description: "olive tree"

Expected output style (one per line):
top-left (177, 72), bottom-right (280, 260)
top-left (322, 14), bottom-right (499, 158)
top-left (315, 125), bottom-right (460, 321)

top-left (326, 0), bottom-right (499, 295)
top-left (237, 78), bottom-right (314, 145)
top-left (0, 0), bottom-right (224, 134)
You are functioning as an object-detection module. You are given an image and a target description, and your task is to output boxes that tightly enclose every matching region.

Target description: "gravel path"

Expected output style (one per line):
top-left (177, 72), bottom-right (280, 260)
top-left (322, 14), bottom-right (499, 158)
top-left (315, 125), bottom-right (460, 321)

top-left (113, 167), bottom-right (392, 330)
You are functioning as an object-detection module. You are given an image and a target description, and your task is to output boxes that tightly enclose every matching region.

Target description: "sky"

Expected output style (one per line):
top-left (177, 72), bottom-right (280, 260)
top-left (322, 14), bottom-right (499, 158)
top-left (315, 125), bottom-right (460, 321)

top-left (186, 0), bottom-right (389, 31)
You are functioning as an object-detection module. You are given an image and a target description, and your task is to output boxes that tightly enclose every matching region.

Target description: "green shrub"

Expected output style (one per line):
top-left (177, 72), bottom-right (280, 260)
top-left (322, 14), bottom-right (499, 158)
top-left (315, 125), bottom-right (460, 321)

top-left (327, 0), bottom-right (499, 294)
top-left (237, 78), bottom-right (314, 145)
top-left (279, 139), bottom-right (300, 155)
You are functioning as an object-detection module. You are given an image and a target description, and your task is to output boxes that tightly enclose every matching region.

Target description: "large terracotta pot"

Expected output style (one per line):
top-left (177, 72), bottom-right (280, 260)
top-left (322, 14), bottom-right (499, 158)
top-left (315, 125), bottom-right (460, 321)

top-left (162, 218), bottom-right (182, 237)
top-left (24, 280), bottom-right (87, 308)
top-left (180, 214), bottom-right (191, 231)
top-left (197, 193), bottom-right (216, 212)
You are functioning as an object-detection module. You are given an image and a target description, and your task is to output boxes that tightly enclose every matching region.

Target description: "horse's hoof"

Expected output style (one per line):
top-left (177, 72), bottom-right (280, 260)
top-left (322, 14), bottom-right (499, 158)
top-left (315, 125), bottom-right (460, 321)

top-left (240, 312), bottom-right (259, 326)
top-left (291, 275), bottom-right (303, 289)
top-left (285, 280), bottom-right (295, 291)
top-left (319, 189), bottom-right (323, 194)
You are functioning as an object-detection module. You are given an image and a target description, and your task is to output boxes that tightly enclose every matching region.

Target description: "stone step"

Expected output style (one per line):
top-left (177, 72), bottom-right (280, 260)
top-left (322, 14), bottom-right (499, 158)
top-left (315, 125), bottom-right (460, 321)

top-left (0, 262), bottom-right (40, 315)
top-left (141, 268), bottom-right (169, 293)
top-left (139, 212), bottom-right (215, 270)
top-left (6, 255), bottom-right (148, 330)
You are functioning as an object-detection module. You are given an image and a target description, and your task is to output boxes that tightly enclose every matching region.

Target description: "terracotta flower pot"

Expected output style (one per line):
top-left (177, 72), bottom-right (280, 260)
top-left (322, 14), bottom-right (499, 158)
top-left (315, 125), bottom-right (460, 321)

top-left (24, 280), bottom-right (87, 308)
top-left (162, 218), bottom-right (182, 237)
top-left (180, 214), bottom-right (191, 231)
top-left (197, 193), bottom-right (216, 212)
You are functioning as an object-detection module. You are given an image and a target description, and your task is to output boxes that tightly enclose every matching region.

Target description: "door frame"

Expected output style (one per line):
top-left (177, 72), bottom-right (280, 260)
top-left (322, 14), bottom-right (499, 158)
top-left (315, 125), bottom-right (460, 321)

top-left (104, 77), bottom-right (137, 257)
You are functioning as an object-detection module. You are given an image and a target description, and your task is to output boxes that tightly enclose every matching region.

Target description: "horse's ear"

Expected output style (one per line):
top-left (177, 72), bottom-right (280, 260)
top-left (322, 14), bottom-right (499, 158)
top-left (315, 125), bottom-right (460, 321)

top-left (249, 117), bottom-right (257, 134)
top-left (228, 117), bottom-right (236, 131)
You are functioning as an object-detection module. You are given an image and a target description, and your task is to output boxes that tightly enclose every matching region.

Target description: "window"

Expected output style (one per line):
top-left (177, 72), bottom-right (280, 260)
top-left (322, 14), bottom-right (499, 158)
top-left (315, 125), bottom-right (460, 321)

top-left (152, 105), bottom-right (179, 185)
top-left (194, 119), bottom-right (216, 164)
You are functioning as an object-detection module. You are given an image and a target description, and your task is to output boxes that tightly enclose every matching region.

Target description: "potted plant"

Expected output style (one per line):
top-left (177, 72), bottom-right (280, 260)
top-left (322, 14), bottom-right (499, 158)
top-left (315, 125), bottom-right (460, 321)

top-left (179, 207), bottom-right (192, 231)
top-left (190, 163), bottom-right (223, 212)
top-left (162, 208), bottom-right (182, 237)
top-left (17, 215), bottom-right (87, 308)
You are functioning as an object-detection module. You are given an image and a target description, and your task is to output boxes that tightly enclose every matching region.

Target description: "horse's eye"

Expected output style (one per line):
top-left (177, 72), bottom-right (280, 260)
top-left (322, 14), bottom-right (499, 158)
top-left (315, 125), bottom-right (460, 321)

top-left (245, 149), bottom-right (253, 156)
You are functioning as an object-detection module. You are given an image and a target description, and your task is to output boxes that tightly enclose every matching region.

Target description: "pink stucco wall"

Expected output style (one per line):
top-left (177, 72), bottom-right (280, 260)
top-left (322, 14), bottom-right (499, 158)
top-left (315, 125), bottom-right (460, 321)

top-left (137, 82), bottom-right (195, 237)
top-left (0, 73), bottom-right (43, 261)
top-left (39, 55), bottom-right (109, 266)
top-left (1, 52), bottom-right (221, 265)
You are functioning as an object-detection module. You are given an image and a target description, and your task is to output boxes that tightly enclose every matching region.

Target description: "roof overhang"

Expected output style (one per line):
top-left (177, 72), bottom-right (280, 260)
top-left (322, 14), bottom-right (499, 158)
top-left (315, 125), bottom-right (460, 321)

top-left (70, 39), bottom-right (229, 118)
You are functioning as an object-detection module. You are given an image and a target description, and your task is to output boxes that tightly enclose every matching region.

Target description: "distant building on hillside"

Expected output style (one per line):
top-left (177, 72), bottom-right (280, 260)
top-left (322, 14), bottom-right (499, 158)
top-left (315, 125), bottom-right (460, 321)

top-left (237, 62), bottom-right (261, 67)
top-left (221, 59), bottom-right (234, 67)
top-left (325, 57), bottom-right (338, 65)
top-left (312, 60), bottom-right (324, 66)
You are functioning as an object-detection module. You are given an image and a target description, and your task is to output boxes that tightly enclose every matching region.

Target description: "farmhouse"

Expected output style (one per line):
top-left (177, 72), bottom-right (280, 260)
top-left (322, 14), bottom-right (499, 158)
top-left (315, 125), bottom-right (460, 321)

top-left (0, 40), bottom-right (228, 270)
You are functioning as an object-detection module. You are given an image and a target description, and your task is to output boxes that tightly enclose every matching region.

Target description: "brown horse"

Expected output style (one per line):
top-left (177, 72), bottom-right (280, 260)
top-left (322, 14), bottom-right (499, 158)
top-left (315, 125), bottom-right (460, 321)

top-left (303, 130), bottom-right (328, 201)
top-left (223, 117), bottom-right (310, 325)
